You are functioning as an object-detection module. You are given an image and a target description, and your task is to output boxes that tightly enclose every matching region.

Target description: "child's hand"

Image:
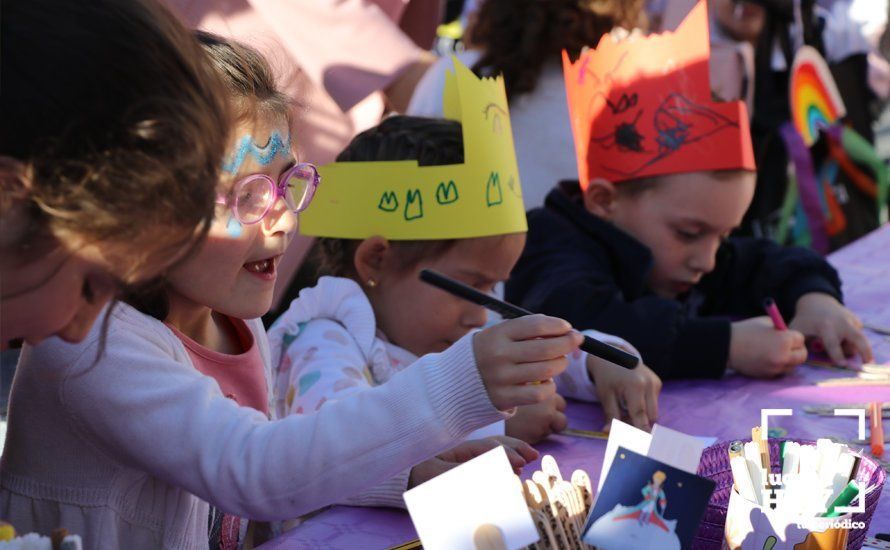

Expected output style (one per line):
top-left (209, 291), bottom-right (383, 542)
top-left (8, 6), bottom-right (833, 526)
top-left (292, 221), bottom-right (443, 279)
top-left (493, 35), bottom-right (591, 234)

top-left (408, 436), bottom-right (539, 487)
top-left (505, 394), bottom-right (568, 444)
top-left (729, 317), bottom-right (807, 377)
top-left (588, 356), bottom-right (661, 432)
top-left (789, 293), bottom-right (873, 364)
top-left (473, 315), bottom-right (582, 411)
top-left (438, 436), bottom-right (539, 469)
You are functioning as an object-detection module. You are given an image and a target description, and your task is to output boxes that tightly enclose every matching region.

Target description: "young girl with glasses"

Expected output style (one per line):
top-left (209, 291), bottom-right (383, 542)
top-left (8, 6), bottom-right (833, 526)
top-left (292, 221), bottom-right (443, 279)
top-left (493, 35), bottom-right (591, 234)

top-left (1, 34), bottom-right (580, 549)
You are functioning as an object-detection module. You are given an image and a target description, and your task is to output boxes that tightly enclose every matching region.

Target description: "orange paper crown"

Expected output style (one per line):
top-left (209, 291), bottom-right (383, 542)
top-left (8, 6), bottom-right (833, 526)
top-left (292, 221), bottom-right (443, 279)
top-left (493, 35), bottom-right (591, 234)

top-left (562, 1), bottom-right (755, 189)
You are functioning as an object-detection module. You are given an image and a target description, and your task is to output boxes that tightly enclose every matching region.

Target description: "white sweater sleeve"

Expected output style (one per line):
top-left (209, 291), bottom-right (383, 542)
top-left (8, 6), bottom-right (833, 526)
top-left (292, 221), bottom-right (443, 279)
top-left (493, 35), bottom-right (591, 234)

top-left (554, 329), bottom-right (643, 402)
top-left (276, 318), bottom-right (411, 508)
top-left (53, 311), bottom-right (503, 521)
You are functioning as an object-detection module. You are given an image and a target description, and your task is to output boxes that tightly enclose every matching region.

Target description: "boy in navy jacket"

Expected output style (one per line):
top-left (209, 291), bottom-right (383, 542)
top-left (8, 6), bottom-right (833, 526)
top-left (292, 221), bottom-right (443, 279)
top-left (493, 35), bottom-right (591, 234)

top-left (506, 2), bottom-right (871, 380)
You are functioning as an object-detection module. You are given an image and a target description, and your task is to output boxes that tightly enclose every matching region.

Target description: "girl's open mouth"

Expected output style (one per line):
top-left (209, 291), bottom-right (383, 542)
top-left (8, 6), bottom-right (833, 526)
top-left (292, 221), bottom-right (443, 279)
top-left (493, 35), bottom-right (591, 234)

top-left (243, 257), bottom-right (277, 281)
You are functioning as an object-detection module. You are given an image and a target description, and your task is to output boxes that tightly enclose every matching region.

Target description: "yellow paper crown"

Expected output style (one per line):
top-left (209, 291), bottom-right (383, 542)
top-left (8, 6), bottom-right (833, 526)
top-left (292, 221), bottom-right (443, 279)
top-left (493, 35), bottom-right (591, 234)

top-left (299, 58), bottom-right (527, 240)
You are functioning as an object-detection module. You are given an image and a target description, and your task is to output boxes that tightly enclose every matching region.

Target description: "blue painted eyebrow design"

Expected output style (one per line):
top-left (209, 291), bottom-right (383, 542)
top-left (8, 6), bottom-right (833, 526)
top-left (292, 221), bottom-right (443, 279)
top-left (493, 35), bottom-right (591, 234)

top-left (222, 131), bottom-right (292, 174)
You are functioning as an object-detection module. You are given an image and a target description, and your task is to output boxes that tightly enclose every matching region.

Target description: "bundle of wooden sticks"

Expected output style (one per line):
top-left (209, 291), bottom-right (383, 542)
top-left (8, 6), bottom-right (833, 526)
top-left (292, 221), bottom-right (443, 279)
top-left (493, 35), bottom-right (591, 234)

top-left (518, 456), bottom-right (594, 550)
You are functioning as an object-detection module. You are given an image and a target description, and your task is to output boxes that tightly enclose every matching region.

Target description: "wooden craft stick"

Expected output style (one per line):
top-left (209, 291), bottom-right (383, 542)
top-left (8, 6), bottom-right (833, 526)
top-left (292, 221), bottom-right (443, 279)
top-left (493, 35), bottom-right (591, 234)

top-left (752, 426), bottom-right (771, 470)
top-left (553, 481), bottom-right (583, 541)
top-left (570, 470), bottom-right (593, 512)
top-left (541, 455), bottom-right (562, 485)
top-left (551, 488), bottom-right (582, 550)
top-left (539, 455), bottom-right (585, 542)
top-left (533, 481), bottom-right (573, 550)
top-left (539, 468), bottom-right (583, 550)
top-left (532, 471), bottom-right (552, 492)
top-left (563, 482), bottom-right (589, 547)
top-left (533, 480), bottom-right (575, 550)
top-left (862, 363), bottom-right (890, 375)
top-left (816, 377), bottom-right (890, 387)
top-left (528, 507), bottom-right (559, 550)
top-left (561, 428), bottom-right (609, 440)
top-left (473, 524), bottom-right (508, 550)
top-left (384, 539), bottom-right (421, 550)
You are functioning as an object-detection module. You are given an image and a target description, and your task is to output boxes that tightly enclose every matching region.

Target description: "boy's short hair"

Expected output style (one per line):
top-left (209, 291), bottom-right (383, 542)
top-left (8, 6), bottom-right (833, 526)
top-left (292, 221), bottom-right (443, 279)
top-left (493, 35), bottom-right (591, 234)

top-left (615, 169), bottom-right (752, 197)
top-left (335, 115), bottom-right (464, 166)
top-left (316, 116), bottom-right (465, 278)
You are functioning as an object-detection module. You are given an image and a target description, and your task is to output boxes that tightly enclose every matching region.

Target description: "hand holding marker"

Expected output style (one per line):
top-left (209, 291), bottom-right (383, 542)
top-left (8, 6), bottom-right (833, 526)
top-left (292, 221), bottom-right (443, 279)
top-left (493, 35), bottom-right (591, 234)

top-left (419, 269), bottom-right (640, 369)
top-left (763, 298), bottom-right (788, 331)
top-left (765, 297), bottom-right (808, 369)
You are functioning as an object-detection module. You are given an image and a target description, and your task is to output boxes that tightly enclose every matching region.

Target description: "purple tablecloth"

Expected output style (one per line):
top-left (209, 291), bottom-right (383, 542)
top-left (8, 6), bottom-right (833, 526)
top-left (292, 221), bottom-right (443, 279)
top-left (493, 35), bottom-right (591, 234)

top-left (262, 227), bottom-right (890, 549)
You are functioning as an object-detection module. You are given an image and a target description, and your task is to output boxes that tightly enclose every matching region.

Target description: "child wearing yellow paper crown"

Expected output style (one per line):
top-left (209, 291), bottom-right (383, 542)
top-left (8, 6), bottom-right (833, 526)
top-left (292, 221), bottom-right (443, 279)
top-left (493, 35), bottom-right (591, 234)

top-left (267, 61), bottom-right (661, 506)
top-left (1, 37), bottom-right (583, 549)
top-left (506, 1), bottom-right (872, 383)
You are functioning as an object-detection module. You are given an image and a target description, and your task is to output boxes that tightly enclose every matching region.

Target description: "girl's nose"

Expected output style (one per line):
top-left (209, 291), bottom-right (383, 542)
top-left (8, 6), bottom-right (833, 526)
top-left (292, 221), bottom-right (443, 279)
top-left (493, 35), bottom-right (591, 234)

top-left (263, 196), bottom-right (298, 238)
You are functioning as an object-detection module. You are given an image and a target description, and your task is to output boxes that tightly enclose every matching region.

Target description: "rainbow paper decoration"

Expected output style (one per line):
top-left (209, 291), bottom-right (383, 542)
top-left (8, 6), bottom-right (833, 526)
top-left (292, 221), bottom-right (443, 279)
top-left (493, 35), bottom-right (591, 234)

top-left (790, 46), bottom-right (846, 147)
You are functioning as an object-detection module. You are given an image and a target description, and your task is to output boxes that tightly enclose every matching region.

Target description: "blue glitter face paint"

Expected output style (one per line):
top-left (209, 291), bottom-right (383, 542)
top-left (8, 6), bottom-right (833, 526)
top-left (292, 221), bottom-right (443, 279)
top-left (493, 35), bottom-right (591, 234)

top-left (222, 131), bottom-right (292, 175)
top-left (225, 215), bottom-right (243, 238)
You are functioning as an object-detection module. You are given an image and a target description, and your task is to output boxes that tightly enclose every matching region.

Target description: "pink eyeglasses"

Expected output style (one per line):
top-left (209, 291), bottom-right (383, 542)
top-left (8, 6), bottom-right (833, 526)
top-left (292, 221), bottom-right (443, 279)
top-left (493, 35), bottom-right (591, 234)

top-left (216, 163), bottom-right (320, 224)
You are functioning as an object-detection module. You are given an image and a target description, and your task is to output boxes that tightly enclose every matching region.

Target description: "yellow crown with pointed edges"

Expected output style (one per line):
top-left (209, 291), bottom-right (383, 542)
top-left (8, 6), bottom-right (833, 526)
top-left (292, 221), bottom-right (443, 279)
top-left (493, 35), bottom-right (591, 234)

top-left (299, 58), bottom-right (527, 240)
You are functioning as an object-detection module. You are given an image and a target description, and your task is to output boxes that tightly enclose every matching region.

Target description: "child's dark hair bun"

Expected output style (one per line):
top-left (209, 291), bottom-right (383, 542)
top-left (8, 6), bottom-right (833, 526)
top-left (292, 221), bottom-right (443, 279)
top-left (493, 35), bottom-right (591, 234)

top-left (310, 116), bottom-right (466, 283)
top-left (336, 115), bottom-right (464, 166)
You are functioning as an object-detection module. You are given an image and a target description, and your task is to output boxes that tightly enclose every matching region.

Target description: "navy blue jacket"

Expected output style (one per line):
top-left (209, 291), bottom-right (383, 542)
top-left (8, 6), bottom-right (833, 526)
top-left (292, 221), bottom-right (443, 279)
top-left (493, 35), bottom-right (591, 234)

top-left (506, 182), bottom-right (842, 380)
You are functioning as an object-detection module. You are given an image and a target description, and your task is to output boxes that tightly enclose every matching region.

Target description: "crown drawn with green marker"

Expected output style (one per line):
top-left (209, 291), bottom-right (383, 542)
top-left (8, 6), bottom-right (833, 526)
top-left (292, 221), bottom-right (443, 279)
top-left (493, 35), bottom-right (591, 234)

top-left (378, 191), bottom-right (399, 212)
top-left (486, 171), bottom-right (503, 207)
top-left (404, 189), bottom-right (424, 221)
top-left (436, 181), bottom-right (460, 204)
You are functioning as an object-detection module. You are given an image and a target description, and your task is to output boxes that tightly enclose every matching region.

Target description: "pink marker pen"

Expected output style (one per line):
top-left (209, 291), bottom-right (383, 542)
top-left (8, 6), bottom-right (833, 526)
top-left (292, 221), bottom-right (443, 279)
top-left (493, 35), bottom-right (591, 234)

top-left (763, 298), bottom-right (788, 331)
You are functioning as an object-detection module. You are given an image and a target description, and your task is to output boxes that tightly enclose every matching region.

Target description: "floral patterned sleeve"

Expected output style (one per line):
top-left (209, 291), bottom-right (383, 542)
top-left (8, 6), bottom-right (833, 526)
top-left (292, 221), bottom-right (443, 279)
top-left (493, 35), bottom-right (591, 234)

top-left (273, 318), bottom-right (374, 418)
top-left (272, 317), bottom-right (413, 509)
top-left (555, 329), bottom-right (642, 403)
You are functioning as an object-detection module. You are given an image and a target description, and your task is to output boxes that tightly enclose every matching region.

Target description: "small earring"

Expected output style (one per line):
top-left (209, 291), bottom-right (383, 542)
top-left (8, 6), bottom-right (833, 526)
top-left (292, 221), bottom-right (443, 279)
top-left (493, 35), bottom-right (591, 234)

top-left (367, 278), bottom-right (377, 288)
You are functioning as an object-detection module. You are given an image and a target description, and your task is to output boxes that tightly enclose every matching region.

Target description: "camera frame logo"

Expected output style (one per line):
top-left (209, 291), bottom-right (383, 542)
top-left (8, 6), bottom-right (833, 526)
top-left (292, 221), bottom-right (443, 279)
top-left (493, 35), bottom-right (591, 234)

top-left (759, 408), bottom-right (867, 527)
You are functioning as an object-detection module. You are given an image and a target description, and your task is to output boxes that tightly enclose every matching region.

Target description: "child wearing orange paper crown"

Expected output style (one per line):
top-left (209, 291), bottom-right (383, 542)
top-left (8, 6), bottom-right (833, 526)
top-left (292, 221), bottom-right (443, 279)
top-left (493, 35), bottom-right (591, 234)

top-left (268, 61), bottom-right (662, 504)
top-left (506, 1), bottom-right (872, 383)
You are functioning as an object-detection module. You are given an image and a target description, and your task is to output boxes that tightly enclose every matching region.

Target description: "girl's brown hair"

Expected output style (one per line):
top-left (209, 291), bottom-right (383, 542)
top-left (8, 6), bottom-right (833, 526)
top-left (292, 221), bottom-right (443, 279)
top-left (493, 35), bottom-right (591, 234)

top-left (315, 116), bottom-right (464, 279)
top-left (1, 0), bottom-right (232, 284)
top-left (195, 31), bottom-right (292, 124)
top-left (126, 31), bottom-right (293, 320)
top-left (468, 0), bottom-right (646, 99)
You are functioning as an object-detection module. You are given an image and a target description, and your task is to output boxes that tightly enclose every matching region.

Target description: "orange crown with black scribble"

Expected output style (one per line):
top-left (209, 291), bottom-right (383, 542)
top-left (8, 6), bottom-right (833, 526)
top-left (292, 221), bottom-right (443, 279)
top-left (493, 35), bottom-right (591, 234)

top-left (562, 0), bottom-right (755, 190)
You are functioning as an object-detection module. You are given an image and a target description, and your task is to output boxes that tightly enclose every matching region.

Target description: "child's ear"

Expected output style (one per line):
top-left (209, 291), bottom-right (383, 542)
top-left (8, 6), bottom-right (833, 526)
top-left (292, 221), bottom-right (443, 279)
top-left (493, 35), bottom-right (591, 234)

top-left (582, 178), bottom-right (619, 219)
top-left (354, 236), bottom-right (390, 288)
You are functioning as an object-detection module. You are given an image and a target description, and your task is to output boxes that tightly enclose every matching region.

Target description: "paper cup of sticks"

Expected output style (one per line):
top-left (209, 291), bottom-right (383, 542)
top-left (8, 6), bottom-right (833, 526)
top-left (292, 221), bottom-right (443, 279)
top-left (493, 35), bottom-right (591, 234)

top-left (694, 432), bottom-right (885, 550)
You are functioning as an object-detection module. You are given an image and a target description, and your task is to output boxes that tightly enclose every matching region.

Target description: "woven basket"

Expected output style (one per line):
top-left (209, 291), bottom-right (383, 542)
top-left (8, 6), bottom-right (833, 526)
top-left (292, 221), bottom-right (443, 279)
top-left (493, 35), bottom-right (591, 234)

top-left (692, 439), bottom-right (886, 550)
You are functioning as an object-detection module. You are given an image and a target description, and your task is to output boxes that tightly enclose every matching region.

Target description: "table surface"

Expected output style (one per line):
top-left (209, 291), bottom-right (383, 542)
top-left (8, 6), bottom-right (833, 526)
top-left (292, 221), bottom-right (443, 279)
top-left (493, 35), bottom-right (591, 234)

top-left (261, 226), bottom-right (890, 549)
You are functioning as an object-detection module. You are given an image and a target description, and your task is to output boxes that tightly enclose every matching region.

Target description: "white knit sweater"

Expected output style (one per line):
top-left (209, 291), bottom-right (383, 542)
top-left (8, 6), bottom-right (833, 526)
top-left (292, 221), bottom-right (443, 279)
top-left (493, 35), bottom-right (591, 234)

top-left (0, 302), bottom-right (503, 549)
top-left (267, 277), bottom-right (637, 511)
top-left (268, 276), bottom-right (507, 511)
